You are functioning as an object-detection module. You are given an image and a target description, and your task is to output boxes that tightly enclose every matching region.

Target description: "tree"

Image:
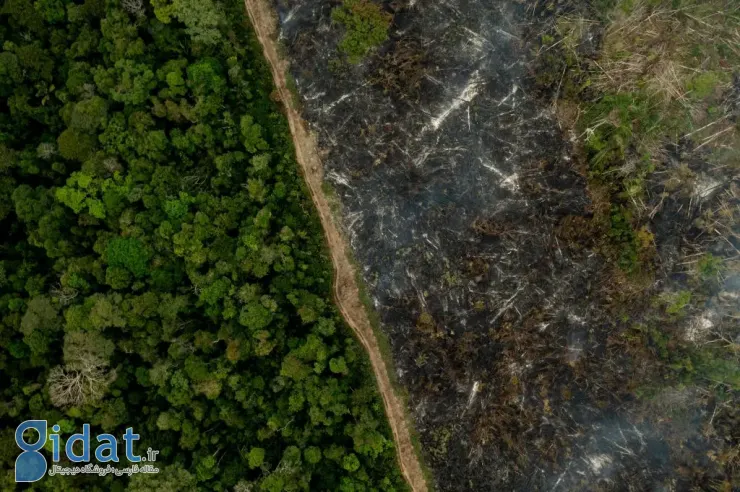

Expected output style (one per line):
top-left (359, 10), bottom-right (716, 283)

top-left (55, 172), bottom-right (107, 218)
top-left (331, 0), bottom-right (392, 64)
top-left (62, 331), bottom-right (115, 370)
top-left (329, 356), bottom-right (349, 375)
top-left (94, 60), bottom-right (156, 105)
top-left (47, 331), bottom-right (116, 408)
top-left (239, 302), bottom-right (272, 331)
top-left (152, 0), bottom-right (225, 46)
top-left (247, 447), bottom-right (265, 469)
top-left (304, 446), bottom-right (322, 465)
top-left (34, 0), bottom-right (66, 23)
top-left (0, 0), bottom-right (410, 489)
top-left (342, 453), bottom-right (360, 472)
top-left (122, 0), bottom-right (145, 17)
top-left (107, 238), bottom-right (150, 277)
top-left (69, 96), bottom-right (109, 133)
top-left (241, 115), bottom-right (268, 153)
top-left (57, 129), bottom-right (96, 161)
top-left (47, 364), bottom-right (113, 408)
top-left (187, 58), bottom-right (226, 95)
top-left (20, 297), bottom-right (61, 356)
top-left (88, 294), bottom-right (126, 330)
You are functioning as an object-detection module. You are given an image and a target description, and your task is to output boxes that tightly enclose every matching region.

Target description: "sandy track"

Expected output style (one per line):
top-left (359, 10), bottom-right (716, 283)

top-left (243, 1), bottom-right (429, 491)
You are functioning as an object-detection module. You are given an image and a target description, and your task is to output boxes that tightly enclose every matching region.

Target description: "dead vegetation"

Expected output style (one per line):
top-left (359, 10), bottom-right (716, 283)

top-left (370, 37), bottom-right (429, 102)
top-left (527, 0), bottom-right (739, 487)
top-left (48, 365), bottom-right (114, 408)
top-left (471, 217), bottom-right (516, 238)
top-left (257, 0), bottom-right (740, 487)
top-left (537, 0), bottom-right (739, 276)
top-left (553, 0), bottom-right (740, 163)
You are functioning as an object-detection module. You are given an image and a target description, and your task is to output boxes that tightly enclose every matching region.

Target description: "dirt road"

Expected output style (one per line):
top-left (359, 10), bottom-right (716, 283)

top-left (243, 1), bottom-right (429, 491)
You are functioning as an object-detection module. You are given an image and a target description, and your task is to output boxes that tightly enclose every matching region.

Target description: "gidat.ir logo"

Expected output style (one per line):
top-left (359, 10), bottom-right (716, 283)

top-left (15, 420), bottom-right (158, 482)
top-left (15, 420), bottom-right (48, 482)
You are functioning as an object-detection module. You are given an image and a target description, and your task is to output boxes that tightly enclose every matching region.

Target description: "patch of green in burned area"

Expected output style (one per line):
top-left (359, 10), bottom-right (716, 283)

top-left (528, 0), bottom-right (739, 488)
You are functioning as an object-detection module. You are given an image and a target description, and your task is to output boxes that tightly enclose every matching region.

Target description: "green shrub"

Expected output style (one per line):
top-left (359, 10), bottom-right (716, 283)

top-left (331, 0), bottom-right (391, 64)
top-left (686, 71), bottom-right (729, 99)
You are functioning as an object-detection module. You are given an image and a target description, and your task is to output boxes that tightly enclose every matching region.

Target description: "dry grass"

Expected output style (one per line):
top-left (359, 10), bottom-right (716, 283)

top-left (533, 3), bottom-right (740, 484)
top-left (693, 182), bottom-right (740, 258)
top-left (597, 2), bottom-right (738, 101)
top-left (556, 0), bottom-right (739, 158)
top-left (598, 6), bottom-right (689, 102)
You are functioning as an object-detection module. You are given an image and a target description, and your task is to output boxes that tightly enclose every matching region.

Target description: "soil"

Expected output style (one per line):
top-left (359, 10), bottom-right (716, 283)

top-left (243, 1), bottom-right (430, 490)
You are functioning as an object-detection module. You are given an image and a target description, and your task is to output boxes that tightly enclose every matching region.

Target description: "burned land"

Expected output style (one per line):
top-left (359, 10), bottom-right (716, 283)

top-left (273, 0), bottom-right (739, 490)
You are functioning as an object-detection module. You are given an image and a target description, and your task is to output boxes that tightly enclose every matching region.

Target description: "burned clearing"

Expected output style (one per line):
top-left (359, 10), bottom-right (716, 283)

top-left (273, 0), bottom-right (739, 490)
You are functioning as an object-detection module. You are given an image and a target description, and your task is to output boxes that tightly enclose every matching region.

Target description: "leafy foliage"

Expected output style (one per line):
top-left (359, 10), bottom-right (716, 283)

top-left (331, 0), bottom-right (392, 64)
top-left (0, 1), bottom-right (406, 490)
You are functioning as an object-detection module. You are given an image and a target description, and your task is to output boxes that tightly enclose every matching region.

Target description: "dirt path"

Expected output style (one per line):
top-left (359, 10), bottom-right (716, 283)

top-left (243, 1), bottom-right (429, 491)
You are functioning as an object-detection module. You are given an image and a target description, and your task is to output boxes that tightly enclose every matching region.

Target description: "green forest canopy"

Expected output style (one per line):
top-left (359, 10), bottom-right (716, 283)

top-left (0, 0), bottom-right (407, 490)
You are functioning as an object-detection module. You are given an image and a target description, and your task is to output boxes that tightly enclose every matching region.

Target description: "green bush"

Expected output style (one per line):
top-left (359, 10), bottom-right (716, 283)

top-left (331, 0), bottom-right (392, 64)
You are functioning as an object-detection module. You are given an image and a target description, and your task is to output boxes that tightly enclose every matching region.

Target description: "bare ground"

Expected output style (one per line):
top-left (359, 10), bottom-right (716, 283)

top-left (243, 1), bottom-right (429, 490)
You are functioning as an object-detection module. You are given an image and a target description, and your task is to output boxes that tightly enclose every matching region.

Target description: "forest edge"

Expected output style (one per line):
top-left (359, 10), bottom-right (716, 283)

top-left (242, 1), bottom-right (430, 491)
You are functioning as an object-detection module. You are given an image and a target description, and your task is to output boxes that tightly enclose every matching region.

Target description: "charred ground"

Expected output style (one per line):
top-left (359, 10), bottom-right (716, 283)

top-left (273, 0), bottom-right (738, 490)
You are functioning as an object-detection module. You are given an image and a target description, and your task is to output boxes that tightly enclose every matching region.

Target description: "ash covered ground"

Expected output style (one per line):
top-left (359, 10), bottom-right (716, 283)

top-left (271, 1), bottom-right (739, 490)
